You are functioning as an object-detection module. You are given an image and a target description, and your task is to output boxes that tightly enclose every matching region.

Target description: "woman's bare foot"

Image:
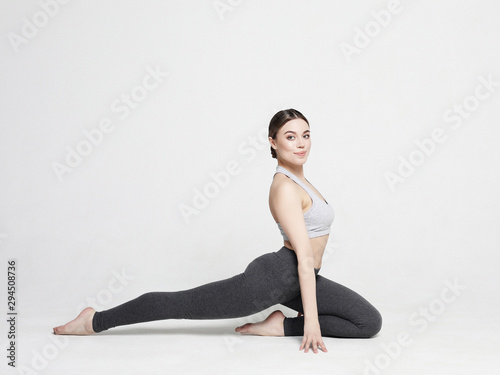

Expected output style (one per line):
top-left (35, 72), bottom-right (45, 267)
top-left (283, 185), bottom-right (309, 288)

top-left (53, 307), bottom-right (96, 335)
top-left (235, 310), bottom-right (286, 336)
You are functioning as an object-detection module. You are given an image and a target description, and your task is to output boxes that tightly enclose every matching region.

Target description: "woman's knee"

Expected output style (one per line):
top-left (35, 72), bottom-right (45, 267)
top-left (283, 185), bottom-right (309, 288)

top-left (360, 307), bottom-right (382, 338)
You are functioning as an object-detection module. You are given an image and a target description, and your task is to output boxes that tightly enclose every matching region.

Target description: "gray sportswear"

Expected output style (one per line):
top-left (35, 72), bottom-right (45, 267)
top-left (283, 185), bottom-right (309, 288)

top-left (92, 246), bottom-right (382, 337)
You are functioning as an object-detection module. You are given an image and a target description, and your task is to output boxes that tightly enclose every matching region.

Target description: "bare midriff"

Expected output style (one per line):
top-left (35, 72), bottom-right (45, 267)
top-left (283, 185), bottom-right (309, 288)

top-left (283, 234), bottom-right (329, 270)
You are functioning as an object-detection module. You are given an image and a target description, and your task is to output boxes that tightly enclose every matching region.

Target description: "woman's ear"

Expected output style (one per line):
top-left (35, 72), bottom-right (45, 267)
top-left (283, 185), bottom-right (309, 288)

top-left (269, 137), bottom-right (276, 150)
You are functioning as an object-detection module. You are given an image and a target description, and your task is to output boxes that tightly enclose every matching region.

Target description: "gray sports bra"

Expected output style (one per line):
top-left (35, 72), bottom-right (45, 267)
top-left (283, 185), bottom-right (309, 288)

top-left (274, 165), bottom-right (334, 241)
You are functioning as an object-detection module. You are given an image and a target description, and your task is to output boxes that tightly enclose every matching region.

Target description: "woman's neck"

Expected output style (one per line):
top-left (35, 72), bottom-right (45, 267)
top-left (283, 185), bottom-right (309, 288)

top-left (277, 161), bottom-right (305, 179)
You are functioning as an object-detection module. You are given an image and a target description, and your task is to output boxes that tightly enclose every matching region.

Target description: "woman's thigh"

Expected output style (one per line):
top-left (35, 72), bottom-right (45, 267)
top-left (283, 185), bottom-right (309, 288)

top-left (242, 250), bottom-right (302, 306)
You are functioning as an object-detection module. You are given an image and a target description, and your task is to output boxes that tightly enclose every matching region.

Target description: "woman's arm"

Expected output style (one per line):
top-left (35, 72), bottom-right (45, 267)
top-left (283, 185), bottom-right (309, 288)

top-left (270, 181), bottom-right (327, 353)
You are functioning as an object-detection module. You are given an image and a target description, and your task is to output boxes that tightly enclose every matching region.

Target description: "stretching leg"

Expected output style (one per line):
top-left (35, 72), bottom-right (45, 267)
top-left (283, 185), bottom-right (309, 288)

top-left (90, 251), bottom-right (301, 333)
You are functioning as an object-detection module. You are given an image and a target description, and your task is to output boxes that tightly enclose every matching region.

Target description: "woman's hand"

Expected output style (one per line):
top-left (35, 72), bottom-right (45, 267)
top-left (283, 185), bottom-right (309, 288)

top-left (300, 318), bottom-right (328, 353)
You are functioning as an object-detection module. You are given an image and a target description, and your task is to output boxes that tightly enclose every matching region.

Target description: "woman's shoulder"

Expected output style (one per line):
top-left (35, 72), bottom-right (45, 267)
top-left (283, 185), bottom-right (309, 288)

top-left (270, 170), bottom-right (290, 189)
top-left (269, 172), bottom-right (300, 200)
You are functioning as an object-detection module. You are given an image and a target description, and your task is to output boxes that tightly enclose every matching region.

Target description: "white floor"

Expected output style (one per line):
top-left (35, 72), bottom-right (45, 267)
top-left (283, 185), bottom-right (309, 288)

top-left (7, 300), bottom-right (500, 375)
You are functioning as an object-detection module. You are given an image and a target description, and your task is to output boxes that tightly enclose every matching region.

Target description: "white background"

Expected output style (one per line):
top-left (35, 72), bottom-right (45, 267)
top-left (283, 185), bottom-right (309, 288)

top-left (1, 1), bottom-right (499, 374)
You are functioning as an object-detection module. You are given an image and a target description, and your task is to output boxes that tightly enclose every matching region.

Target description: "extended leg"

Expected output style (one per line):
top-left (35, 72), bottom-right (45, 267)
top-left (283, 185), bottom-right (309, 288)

top-left (91, 251), bottom-right (298, 333)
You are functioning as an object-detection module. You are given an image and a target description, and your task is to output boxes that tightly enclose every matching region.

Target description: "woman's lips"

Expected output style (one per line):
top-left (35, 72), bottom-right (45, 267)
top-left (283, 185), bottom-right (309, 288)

top-left (294, 151), bottom-right (306, 156)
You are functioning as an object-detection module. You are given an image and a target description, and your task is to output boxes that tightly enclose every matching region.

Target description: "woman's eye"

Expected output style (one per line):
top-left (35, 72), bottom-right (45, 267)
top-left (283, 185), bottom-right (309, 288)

top-left (287, 134), bottom-right (309, 140)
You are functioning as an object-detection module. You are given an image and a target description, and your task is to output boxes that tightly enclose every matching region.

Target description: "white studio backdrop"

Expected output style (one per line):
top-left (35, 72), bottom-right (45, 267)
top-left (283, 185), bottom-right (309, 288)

top-left (1, 0), bottom-right (499, 372)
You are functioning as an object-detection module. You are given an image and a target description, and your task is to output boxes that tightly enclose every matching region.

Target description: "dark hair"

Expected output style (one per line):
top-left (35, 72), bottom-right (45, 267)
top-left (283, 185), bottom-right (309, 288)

top-left (268, 108), bottom-right (309, 159)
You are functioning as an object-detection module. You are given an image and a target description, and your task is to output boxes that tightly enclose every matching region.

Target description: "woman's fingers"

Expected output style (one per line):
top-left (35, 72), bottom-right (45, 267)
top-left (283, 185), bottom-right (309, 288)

top-left (300, 337), bottom-right (307, 352)
top-left (312, 341), bottom-right (318, 353)
top-left (319, 340), bottom-right (328, 352)
top-left (300, 336), bottom-right (328, 353)
top-left (300, 337), bottom-right (313, 353)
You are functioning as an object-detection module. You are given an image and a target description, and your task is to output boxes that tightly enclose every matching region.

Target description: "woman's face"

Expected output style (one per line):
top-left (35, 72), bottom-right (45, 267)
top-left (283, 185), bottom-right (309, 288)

top-left (269, 118), bottom-right (311, 165)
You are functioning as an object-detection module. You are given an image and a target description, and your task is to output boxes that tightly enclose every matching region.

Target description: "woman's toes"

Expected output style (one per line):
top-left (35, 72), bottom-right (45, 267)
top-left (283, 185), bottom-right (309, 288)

top-left (235, 323), bottom-right (249, 333)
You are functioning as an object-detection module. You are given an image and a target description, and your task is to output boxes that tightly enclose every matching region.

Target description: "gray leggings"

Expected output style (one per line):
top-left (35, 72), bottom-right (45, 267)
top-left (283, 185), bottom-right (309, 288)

top-left (92, 246), bottom-right (382, 337)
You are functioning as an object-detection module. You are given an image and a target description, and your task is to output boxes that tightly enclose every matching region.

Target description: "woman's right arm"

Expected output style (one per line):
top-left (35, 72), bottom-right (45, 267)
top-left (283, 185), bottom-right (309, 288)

top-left (270, 181), bottom-right (328, 353)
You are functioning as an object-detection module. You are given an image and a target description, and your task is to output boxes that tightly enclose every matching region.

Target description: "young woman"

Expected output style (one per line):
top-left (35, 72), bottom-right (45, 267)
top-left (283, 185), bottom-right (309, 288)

top-left (53, 108), bottom-right (382, 354)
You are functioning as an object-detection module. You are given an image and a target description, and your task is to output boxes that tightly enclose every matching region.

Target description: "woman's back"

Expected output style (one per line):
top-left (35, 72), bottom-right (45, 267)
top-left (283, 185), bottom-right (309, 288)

top-left (269, 165), bottom-right (333, 270)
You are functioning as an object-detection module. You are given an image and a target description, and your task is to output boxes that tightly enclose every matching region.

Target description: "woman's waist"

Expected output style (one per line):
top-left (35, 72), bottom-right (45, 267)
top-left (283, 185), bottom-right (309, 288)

top-left (280, 237), bottom-right (328, 270)
top-left (283, 234), bottom-right (329, 253)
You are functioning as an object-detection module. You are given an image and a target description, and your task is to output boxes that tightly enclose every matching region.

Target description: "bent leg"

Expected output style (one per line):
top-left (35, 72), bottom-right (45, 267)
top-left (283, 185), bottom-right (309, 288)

top-left (281, 274), bottom-right (382, 338)
top-left (92, 252), bottom-right (298, 333)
